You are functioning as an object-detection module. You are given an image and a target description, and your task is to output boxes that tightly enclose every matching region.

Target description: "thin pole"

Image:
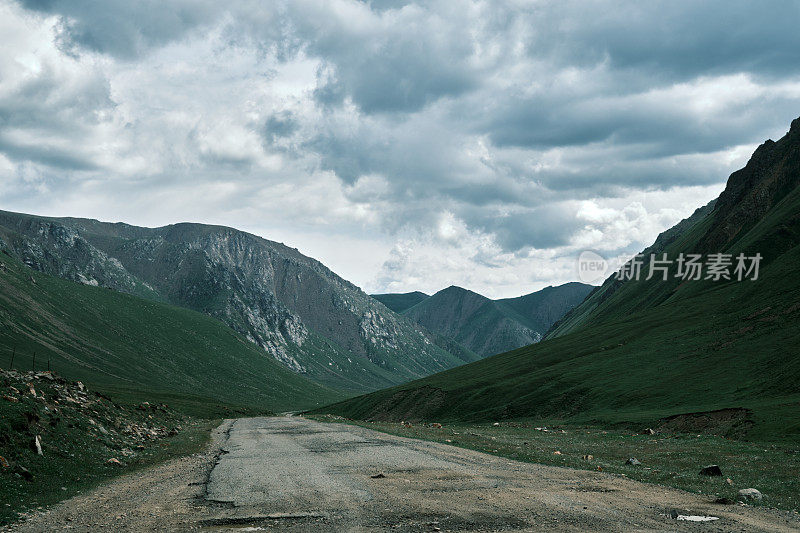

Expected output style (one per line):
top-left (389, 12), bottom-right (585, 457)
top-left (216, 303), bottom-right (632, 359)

top-left (9, 347), bottom-right (14, 370)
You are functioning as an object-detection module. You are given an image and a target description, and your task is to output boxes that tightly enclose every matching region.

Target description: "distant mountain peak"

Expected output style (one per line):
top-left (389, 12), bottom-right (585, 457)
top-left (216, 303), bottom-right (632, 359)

top-left (391, 282), bottom-right (592, 357)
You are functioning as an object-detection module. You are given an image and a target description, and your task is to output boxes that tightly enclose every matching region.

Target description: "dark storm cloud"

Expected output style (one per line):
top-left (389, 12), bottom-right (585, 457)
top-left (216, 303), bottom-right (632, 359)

top-left (263, 112), bottom-right (299, 145)
top-left (19, 0), bottom-right (218, 58)
top-left (529, 1), bottom-right (800, 81)
top-left (296, 4), bottom-right (481, 114)
top-left (460, 204), bottom-right (584, 251)
top-left (483, 88), bottom-right (799, 154)
top-left (0, 135), bottom-right (97, 170)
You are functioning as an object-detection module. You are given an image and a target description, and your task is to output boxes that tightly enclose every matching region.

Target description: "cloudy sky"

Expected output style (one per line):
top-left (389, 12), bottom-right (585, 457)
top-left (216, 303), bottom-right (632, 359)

top-left (2, 0), bottom-right (799, 297)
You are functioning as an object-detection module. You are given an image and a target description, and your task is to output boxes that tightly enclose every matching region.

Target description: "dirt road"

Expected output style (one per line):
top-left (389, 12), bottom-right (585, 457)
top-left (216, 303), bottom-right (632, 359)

top-left (6, 417), bottom-right (799, 532)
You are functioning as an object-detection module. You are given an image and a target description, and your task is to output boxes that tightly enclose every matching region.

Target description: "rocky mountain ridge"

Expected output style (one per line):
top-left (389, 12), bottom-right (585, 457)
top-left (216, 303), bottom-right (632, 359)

top-left (0, 213), bottom-right (476, 392)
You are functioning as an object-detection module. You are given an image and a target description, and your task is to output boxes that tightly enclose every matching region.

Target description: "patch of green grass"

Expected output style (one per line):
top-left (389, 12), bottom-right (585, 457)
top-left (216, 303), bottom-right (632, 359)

top-left (311, 415), bottom-right (800, 512)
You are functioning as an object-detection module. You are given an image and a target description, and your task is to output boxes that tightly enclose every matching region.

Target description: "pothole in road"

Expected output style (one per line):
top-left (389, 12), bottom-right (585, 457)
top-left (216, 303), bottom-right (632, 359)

top-left (571, 485), bottom-right (619, 493)
top-left (375, 511), bottom-right (530, 531)
top-left (200, 512), bottom-right (327, 530)
top-left (306, 441), bottom-right (386, 453)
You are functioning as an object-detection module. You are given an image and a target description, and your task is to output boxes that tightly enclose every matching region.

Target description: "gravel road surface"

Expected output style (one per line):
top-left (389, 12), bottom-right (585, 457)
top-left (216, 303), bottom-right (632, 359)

top-left (6, 416), bottom-right (800, 532)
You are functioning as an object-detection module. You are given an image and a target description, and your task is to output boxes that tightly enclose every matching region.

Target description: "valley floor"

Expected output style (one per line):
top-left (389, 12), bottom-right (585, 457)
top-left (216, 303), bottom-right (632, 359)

top-left (3, 417), bottom-right (798, 532)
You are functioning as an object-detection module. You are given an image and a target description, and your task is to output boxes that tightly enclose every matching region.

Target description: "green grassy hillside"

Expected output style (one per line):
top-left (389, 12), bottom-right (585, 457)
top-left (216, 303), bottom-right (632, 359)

top-left (0, 253), bottom-right (342, 415)
top-left (372, 291), bottom-right (429, 313)
top-left (317, 120), bottom-right (800, 443)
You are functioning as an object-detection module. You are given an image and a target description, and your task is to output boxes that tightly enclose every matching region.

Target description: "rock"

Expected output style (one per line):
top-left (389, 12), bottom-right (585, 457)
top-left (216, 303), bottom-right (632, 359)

top-left (33, 435), bottom-right (43, 456)
top-left (107, 458), bottom-right (122, 466)
top-left (641, 428), bottom-right (656, 435)
top-left (553, 450), bottom-right (562, 455)
top-left (431, 423), bottom-right (442, 429)
top-left (13, 465), bottom-right (33, 481)
top-left (582, 454), bottom-right (593, 461)
top-left (370, 473), bottom-right (386, 479)
top-left (726, 478), bottom-right (733, 485)
top-left (403, 422), bottom-right (412, 428)
top-left (738, 488), bottom-right (763, 501)
top-left (625, 458), bottom-right (641, 466)
top-left (492, 422), bottom-right (500, 427)
top-left (699, 465), bottom-right (722, 476)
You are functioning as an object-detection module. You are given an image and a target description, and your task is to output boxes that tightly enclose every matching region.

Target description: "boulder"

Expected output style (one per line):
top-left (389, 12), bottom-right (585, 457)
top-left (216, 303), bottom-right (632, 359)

top-left (625, 457), bottom-right (641, 466)
top-left (738, 488), bottom-right (763, 501)
top-left (699, 465), bottom-right (723, 476)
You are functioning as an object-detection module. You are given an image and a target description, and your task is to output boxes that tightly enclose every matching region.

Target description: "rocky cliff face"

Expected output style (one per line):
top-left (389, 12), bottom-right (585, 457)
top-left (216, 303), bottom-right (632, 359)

top-left (0, 212), bottom-right (475, 392)
top-left (699, 117), bottom-right (800, 253)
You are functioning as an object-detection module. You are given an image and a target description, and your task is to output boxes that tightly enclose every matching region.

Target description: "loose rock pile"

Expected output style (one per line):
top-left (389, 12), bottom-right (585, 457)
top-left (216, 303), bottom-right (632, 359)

top-left (0, 369), bottom-right (183, 483)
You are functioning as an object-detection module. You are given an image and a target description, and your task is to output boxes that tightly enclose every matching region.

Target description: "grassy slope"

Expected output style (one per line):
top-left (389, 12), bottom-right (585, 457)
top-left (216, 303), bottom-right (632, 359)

top-left (0, 254), bottom-right (343, 415)
top-left (496, 282), bottom-right (594, 333)
top-left (372, 291), bottom-right (430, 313)
top-left (401, 287), bottom-right (541, 357)
top-left (317, 186), bottom-right (800, 442)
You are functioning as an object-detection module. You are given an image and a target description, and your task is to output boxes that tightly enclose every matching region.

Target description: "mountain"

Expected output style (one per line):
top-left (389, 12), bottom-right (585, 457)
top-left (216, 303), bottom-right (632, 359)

top-left (318, 116), bottom-right (800, 442)
top-left (0, 213), bottom-right (478, 393)
top-left (372, 291), bottom-right (429, 313)
top-left (496, 282), bottom-right (596, 337)
top-left (0, 250), bottom-right (341, 414)
top-left (378, 283), bottom-right (592, 357)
